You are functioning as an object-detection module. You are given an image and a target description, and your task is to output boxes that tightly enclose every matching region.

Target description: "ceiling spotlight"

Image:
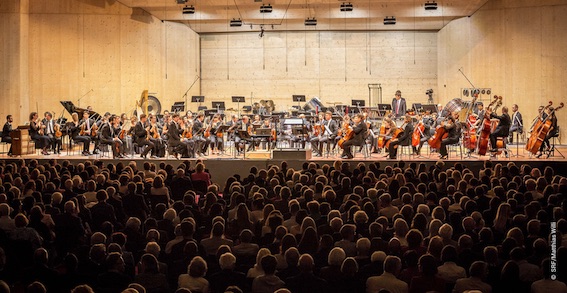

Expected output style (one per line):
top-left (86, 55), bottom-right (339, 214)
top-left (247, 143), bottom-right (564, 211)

top-left (304, 17), bottom-right (317, 26)
top-left (424, 1), bottom-right (438, 10)
top-left (340, 2), bottom-right (353, 12)
top-left (260, 4), bottom-right (272, 13)
top-left (230, 18), bottom-right (242, 27)
top-left (384, 16), bottom-right (396, 25)
top-left (182, 5), bottom-right (195, 14)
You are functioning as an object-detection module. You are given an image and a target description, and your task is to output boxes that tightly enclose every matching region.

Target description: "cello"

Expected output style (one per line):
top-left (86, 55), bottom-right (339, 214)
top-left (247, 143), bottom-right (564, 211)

top-left (337, 118), bottom-right (354, 149)
top-left (411, 120), bottom-right (425, 147)
top-left (527, 102), bottom-right (563, 155)
top-left (385, 124), bottom-right (404, 149)
top-left (477, 95), bottom-right (502, 155)
top-left (428, 118), bottom-right (449, 150)
top-left (376, 121), bottom-right (389, 149)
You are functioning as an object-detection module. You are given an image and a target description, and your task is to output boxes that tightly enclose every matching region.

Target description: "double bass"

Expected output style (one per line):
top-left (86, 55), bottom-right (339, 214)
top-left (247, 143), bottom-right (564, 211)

top-left (526, 101), bottom-right (552, 152)
top-left (463, 94), bottom-right (479, 151)
top-left (527, 102), bottom-right (564, 155)
top-left (477, 95), bottom-right (502, 155)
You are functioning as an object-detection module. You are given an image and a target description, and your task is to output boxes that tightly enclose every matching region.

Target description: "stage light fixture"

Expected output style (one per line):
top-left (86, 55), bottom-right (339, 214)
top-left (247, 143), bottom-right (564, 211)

top-left (384, 16), bottom-right (396, 25)
top-left (182, 5), bottom-right (195, 14)
top-left (340, 2), bottom-right (353, 12)
top-left (424, 1), bottom-right (438, 10)
top-left (230, 18), bottom-right (242, 27)
top-left (304, 17), bottom-right (317, 26)
top-left (260, 4), bottom-right (272, 13)
top-left (176, 0), bottom-right (187, 4)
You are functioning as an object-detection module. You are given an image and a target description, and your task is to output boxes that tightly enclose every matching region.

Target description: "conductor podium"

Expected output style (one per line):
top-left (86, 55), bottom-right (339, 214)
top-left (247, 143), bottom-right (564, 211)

top-left (10, 126), bottom-right (34, 156)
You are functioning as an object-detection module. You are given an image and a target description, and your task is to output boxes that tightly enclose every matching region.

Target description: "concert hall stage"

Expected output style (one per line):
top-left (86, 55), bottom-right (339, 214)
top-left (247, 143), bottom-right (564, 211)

top-left (2, 144), bottom-right (566, 186)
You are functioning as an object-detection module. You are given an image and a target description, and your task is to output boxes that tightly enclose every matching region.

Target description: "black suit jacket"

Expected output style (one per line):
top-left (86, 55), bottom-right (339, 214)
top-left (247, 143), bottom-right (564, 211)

top-left (133, 121), bottom-right (147, 144)
top-left (167, 121), bottom-right (181, 143)
top-left (350, 122), bottom-right (368, 144)
top-left (2, 122), bottom-right (12, 141)
top-left (398, 122), bottom-right (414, 146)
top-left (490, 112), bottom-right (511, 137)
top-left (392, 98), bottom-right (407, 117)
top-left (100, 123), bottom-right (114, 143)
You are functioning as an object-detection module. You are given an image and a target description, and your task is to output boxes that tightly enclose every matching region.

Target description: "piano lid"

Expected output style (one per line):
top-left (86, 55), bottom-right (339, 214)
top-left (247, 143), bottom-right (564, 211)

top-left (60, 101), bottom-right (101, 121)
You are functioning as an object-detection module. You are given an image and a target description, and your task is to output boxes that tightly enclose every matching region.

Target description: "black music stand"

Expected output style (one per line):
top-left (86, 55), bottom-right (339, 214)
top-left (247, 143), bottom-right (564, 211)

top-left (351, 100), bottom-right (365, 115)
top-left (171, 101), bottom-right (185, 113)
top-left (292, 95), bottom-right (306, 111)
top-left (212, 101), bottom-right (225, 113)
top-left (377, 104), bottom-right (392, 117)
top-left (232, 96), bottom-right (245, 117)
top-left (511, 131), bottom-right (524, 158)
top-left (191, 96), bottom-right (205, 111)
top-left (237, 130), bottom-right (251, 158)
top-left (215, 125), bottom-right (230, 156)
top-left (421, 104), bottom-right (438, 115)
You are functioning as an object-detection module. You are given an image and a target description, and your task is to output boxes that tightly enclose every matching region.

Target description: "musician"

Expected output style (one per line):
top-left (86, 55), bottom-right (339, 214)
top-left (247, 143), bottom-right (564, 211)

top-left (310, 111), bottom-right (338, 157)
top-left (291, 113), bottom-right (310, 148)
top-left (100, 115), bottom-right (124, 159)
top-left (439, 111), bottom-right (462, 159)
top-left (209, 115), bottom-right (224, 154)
top-left (413, 112), bottom-right (432, 156)
top-left (168, 113), bottom-right (194, 158)
top-left (488, 106), bottom-right (511, 154)
top-left (235, 116), bottom-right (253, 154)
top-left (375, 118), bottom-right (397, 154)
top-left (120, 116), bottom-right (135, 154)
top-left (473, 102), bottom-right (485, 129)
top-left (226, 115), bottom-right (239, 141)
top-left (42, 112), bottom-right (61, 154)
top-left (192, 113), bottom-right (210, 156)
top-left (252, 115), bottom-right (262, 126)
top-left (148, 115), bottom-right (166, 157)
top-left (81, 111), bottom-right (99, 154)
top-left (70, 113), bottom-right (92, 156)
top-left (133, 114), bottom-right (155, 159)
top-left (391, 90), bottom-right (407, 118)
top-left (437, 104), bottom-right (444, 118)
top-left (388, 115), bottom-right (413, 160)
top-left (340, 113), bottom-right (367, 159)
top-left (2, 115), bottom-right (13, 156)
top-left (508, 104), bottom-right (523, 143)
top-left (538, 106), bottom-right (558, 157)
top-left (29, 112), bottom-right (51, 155)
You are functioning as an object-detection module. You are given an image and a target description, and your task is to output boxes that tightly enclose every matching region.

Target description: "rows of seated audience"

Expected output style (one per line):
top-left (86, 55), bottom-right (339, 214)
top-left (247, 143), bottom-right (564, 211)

top-left (0, 158), bottom-right (565, 293)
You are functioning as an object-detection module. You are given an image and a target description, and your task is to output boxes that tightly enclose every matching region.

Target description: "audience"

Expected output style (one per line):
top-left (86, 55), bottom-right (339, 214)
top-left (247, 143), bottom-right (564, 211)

top-left (0, 158), bottom-right (564, 293)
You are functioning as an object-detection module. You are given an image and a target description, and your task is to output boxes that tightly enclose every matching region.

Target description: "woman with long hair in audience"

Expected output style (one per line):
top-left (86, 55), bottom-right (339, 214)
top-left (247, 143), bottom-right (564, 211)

top-left (492, 203), bottom-right (512, 242)
top-left (149, 175), bottom-right (171, 209)
top-left (298, 226), bottom-right (319, 256)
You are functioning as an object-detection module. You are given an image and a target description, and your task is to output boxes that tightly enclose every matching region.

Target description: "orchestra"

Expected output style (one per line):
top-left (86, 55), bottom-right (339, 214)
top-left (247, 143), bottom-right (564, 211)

top-left (2, 90), bottom-right (561, 161)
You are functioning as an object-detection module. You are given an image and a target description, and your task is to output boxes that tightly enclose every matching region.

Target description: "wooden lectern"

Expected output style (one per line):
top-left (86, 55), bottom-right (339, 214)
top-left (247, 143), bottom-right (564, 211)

top-left (10, 126), bottom-right (34, 156)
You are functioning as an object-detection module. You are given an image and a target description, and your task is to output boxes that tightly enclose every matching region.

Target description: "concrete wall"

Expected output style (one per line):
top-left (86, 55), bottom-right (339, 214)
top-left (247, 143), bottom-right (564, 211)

top-left (200, 31), bottom-right (438, 113)
top-left (438, 0), bottom-right (567, 138)
top-left (0, 0), bottom-right (200, 125)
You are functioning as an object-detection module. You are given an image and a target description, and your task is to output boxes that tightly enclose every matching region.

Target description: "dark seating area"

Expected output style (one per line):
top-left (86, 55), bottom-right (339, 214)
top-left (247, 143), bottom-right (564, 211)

top-left (0, 158), bottom-right (565, 293)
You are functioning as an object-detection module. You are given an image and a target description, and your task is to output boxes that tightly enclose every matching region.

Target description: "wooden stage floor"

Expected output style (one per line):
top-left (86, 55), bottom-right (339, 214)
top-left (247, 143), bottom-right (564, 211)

top-left (2, 144), bottom-right (566, 185)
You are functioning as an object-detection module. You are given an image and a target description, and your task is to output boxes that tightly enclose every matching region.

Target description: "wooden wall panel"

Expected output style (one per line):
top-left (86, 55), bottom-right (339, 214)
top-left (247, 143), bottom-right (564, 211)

top-left (201, 31), bottom-right (438, 112)
top-left (438, 0), bottom-right (567, 140)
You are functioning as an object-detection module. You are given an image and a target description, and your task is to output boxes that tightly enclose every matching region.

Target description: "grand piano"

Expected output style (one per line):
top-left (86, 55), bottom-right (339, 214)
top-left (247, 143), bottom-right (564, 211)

top-left (60, 101), bottom-right (102, 121)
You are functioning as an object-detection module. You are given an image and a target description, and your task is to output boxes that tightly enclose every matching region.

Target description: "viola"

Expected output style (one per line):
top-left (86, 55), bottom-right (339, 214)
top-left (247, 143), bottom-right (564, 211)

top-left (54, 124), bottom-right (63, 138)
